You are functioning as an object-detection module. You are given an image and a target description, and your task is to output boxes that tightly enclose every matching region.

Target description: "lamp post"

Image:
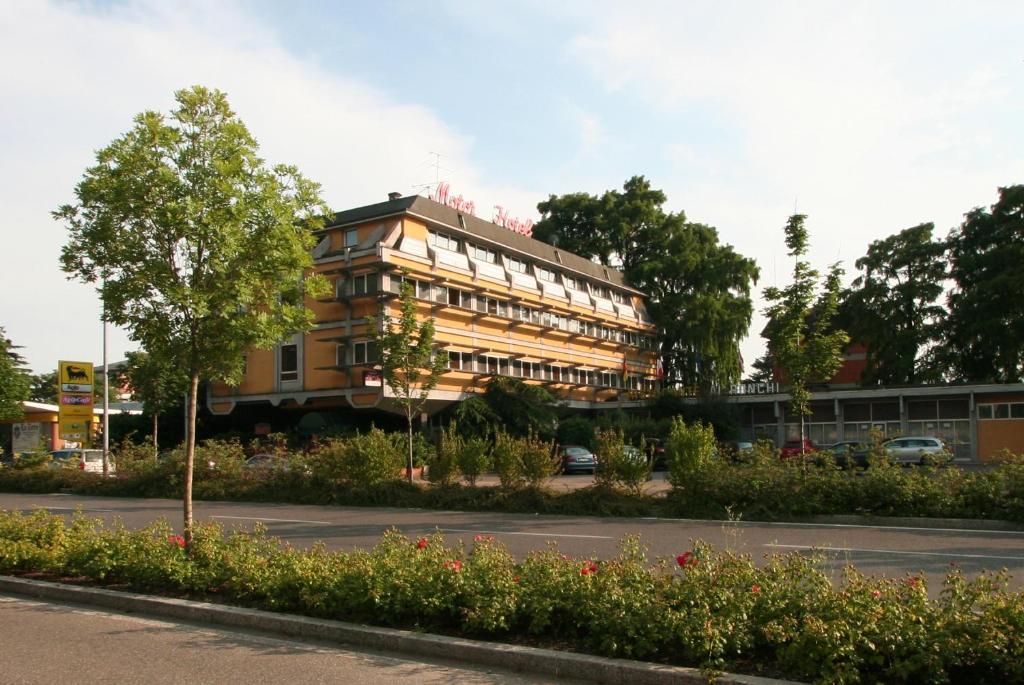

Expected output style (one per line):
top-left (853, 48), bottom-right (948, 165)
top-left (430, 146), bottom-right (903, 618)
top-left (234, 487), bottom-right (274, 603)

top-left (102, 281), bottom-right (110, 478)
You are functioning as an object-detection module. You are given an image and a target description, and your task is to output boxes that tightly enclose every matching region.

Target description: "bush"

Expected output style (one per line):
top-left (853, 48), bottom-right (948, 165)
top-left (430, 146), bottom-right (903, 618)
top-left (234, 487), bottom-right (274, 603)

top-left (427, 423), bottom-right (461, 486)
top-left (593, 429), bottom-right (651, 494)
top-left (4, 509), bottom-right (1024, 683)
top-left (518, 431), bottom-right (559, 488)
top-left (312, 428), bottom-right (403, 487)
top-left (557, 415), bottom-right (595, 449)
top-left (665, 418), bottom-right (717, 489)
top-left (456, 436), bottom-right (491, 487)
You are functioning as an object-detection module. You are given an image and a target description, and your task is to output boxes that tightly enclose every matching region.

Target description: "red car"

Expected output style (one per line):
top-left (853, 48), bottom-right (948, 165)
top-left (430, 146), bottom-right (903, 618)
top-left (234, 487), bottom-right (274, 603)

top-left (779, 439), bottom-right (817, 459)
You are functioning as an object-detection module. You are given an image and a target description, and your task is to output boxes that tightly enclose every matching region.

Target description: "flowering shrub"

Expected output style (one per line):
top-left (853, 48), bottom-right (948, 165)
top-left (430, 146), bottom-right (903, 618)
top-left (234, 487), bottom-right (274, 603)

top-left (456, 436), bottom-right (491, 487)
top-left (310, 428), bottom-right (403, 487)
top-left (665, 418), bottom-right (717, 489)
top-left (1, 509), bottom-right (1023, 682)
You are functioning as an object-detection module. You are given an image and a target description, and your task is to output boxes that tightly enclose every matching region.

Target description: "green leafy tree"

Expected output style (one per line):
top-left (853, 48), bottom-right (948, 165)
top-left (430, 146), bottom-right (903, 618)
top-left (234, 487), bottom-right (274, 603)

top-left (534, 176), bottom-right (758, 391)
top-left (763, 215), bottom-right (849, 455)
top-left (371, 281), bottom-right (448, 482)
top-left (479, 377), bottom-right (558, 439)
top-left (942, 185), bottom-right (1024, 382)
top-left (745, 353), bottom-right (776, 384)
top-left (0, 328), bottom-right (30, 421)
top-left (56, 86), bottom-right (329, 543)
top-left (117, 350), bottom-right (189, 456)
top-left (840, 223), bottom-right (946, 384)
top-left (28, 371), bottom-right (58, 404)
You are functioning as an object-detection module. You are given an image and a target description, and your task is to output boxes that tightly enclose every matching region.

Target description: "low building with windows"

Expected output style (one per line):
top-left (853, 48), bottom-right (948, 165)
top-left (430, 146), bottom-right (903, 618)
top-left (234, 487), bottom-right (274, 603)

top-left (208, 192), bottom-right (660, 425)
top-left (726, 382), bottom-right (1024, 462)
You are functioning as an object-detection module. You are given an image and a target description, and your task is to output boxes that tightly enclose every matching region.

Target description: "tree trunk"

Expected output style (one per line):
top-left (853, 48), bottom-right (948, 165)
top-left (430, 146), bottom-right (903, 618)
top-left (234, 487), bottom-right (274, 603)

top-left (183, 374), bottom-right (199, 546)
top-left (406, 412), bottom-right (414, 484)
top-left (152, 412), bottom-right (159, 459)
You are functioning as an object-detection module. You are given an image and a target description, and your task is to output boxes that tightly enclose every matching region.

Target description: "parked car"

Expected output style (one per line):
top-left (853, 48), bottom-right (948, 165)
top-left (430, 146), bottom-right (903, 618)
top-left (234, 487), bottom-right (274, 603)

top-left (49, 449), bottom-right (115, 475)
top-left (822, 441), bottom-right (870, 468)
top-left (720, 440), bottom-right (754, 461)
top-left (883, 436), bottom-right (949, 465)
top-left (779, 439), bottom-right (817, 459)
top-left (560, 445), bottom-right (597, 474)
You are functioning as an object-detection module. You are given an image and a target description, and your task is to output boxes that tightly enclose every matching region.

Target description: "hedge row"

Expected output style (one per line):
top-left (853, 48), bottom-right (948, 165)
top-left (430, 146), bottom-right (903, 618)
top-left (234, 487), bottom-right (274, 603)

top-left (1, 509), bottom-right (1021, 684)
top-left (5, 440), bottom-right (1024, 522)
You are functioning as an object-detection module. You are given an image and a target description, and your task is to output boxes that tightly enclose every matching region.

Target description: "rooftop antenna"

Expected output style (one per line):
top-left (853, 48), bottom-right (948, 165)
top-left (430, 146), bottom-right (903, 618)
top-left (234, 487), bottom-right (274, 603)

top-left (411, 151), bottom-right (454, 195)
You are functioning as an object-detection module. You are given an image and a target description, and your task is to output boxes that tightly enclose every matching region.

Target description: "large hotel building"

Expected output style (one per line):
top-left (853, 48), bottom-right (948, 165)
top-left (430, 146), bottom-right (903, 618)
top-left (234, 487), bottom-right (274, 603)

top-left (208, 191), bottom-right (660, 422)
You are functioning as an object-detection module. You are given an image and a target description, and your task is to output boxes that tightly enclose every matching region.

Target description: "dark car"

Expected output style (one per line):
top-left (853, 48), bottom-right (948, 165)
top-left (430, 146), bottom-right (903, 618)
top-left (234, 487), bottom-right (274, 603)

top-left (822, 441), bottom-right (870, 468)
top-left (560, 445), bottom-right (597, 474)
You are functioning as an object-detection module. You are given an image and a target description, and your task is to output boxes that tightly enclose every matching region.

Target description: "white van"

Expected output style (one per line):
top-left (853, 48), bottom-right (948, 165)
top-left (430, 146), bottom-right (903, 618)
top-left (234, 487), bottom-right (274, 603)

top-left (50, 449), bottom-right (116, 475)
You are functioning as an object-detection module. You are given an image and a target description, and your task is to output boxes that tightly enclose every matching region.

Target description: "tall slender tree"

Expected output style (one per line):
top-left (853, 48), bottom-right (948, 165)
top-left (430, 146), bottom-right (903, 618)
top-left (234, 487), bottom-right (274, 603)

top-left (763, 215), bottom-right (848, 455)
top-left (942, 185), bottom-right (1024, 382)
top-left (56, 86), bottom-right (328, 543)
top-left (371, 281), bottom-right (449, 482)
top-left (840, 223), bottom-right (946, 385)
top-left (0, 327), bottom-right (30, 421)
top-left (117, 350), bottom-right (189, 456)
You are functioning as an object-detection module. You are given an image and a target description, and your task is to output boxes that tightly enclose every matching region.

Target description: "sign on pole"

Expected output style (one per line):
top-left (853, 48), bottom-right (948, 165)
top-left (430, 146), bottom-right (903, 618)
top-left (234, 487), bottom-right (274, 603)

top-left (58, 361), bottom-right (94, 446)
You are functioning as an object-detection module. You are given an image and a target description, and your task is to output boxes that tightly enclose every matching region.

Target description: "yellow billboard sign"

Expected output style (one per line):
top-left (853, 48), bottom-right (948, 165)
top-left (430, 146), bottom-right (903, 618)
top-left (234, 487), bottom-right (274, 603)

top-left (59, 361), bottom-right (94, 393)
top-left (58, 361), bottom-right (94, 445)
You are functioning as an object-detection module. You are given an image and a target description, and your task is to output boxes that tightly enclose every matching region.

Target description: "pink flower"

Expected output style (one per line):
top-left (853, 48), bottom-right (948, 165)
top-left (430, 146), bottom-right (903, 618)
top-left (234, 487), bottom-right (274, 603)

top-left (417, 538), bottom-right (428, 550)
top-left (907, 577), bottom-right (921, 589)
top-left (751, 584), bottom-right (761, 593)
top-left (473, 534), bottom-right (494, 542)
top-left (167, 534), bottom-right (185, 549)
top-left (872, 590), bottom-right (882, 598)
top-left (676, 551), bottom-right (696, 569)
top-left (580, 560), bottom-right (599, 576)
top-left (443, 559), bottom-right (462, 572)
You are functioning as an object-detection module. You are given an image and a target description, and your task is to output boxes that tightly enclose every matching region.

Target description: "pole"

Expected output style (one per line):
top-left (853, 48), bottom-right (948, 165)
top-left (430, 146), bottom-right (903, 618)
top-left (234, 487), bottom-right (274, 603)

top-left (102, 302), bottom-right (110, 477)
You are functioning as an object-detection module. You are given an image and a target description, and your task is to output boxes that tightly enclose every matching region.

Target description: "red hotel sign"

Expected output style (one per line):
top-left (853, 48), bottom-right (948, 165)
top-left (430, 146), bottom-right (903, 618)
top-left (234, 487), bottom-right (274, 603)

top-left (429, 182), bottom-right (533, 237)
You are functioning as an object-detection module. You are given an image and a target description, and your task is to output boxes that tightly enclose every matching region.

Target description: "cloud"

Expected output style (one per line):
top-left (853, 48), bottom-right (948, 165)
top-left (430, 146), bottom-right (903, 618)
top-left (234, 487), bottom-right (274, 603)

top-left (563, 1), bottom-right (1024, 366)
top-left (0, 0), bottom-right (541, 373)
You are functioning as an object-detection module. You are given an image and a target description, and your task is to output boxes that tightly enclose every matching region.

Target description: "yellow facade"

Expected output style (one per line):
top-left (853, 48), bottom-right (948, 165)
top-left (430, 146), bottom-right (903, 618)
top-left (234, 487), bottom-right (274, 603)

top-left (209, 195), bottom-right (660, 417)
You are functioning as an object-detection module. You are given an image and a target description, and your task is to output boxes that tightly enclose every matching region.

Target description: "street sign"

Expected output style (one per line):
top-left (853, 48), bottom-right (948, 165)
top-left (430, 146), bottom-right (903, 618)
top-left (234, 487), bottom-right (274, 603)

top-left (58, 361), bottom-right (94, 445)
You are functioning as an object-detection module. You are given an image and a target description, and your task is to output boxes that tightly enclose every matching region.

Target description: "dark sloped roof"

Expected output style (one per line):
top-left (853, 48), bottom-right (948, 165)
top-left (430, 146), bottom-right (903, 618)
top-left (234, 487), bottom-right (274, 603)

top-left (325, 194), bottom-right (635, 291)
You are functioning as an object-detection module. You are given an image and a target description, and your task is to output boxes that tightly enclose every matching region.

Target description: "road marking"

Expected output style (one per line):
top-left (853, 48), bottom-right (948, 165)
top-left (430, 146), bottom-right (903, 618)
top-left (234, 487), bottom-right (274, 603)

top-left (639, 517), bottom-right (1024, 536)
top-left (765, 543), bottom-right (1024, 562)
top-left (32, 506), bottom-right (115, 513)
top-left (441, 528), bottom-right (613, 540)
top-left (210, 515), bottom-right (333, 525)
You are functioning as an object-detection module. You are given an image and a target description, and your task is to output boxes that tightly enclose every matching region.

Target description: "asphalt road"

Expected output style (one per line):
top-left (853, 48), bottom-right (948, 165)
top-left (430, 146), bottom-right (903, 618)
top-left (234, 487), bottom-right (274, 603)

top-left (0, 594), bottom-right (581, 685)
top-left (3, 492), bottom-right (1024, 592)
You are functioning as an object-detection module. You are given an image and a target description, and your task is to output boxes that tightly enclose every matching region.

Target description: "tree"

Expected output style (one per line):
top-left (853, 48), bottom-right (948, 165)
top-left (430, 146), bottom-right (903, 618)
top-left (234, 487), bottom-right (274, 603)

top-left (763, 215), bottom-right (848, 455)
top-left (478, 377), bottom-right (558, 439)
top-left (28, 371), bottom-right (58, 404)
top-left (0, 327), bottom-right (30, 421)
top-left (745, 353), bottom-right (776, 384)
top-left (534, 176), bottom-right (759, 391)
top-left (371, 281), bottom-right (448, 483)
top-left (839, 223), bottom-right (946, 385)
top-left (117, 350), bottom-right (189, 455)
top-left (942, 185), bottom-right (1024, 382)
top-left (56, 86), bottom-right (328, 543)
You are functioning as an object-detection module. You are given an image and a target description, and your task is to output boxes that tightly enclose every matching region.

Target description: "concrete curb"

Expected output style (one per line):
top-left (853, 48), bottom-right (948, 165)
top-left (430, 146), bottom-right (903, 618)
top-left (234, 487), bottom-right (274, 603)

top-left (0, 575), bottom-right (798, 685)
top-left (804, 514), bottom-right (1024, 531)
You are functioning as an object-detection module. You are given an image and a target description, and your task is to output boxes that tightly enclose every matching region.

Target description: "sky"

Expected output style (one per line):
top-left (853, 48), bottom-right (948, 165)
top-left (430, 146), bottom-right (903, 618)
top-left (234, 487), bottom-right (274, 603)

top-left (1, 0), bottom-right (1022, 375)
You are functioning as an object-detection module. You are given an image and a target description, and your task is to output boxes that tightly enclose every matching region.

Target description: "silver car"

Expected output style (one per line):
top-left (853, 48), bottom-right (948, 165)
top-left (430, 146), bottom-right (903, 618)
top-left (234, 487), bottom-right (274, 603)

top-left (882, 437), bottom-right (948, 465)
top-left (560, 445), bottom-right (597, 474)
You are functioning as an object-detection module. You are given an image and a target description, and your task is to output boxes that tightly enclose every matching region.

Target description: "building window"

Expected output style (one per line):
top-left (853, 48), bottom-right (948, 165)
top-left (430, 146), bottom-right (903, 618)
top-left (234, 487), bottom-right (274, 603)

top-left (507, 257), bottom-right (527, 273)
top-left (564, 276), bottom-right (579, 290)
top-left (593, 285), bottom-right (612, 300)
top-left (344, 229), bottom-right (358, 248)
top-left (611, 290), bottom-right (626, 304)
top-left (448, 351), bottom-right (472, 370)
top-left (430, 231), bottom-right (460, 251)
top-left (279, 344), bottom-right (298, 382)
top-left (448, 287), bottom-right (471, 308)
top-left (536, 266), bottom-right (556, 282)
top-left (472, 245), bottom-right (496, 263)
top-left (352, 340), bottom-right (378, 365)
top-left (979, 402), bottom-right (1024, 420)
top-left (352, 273), bottom-right (376, 296)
